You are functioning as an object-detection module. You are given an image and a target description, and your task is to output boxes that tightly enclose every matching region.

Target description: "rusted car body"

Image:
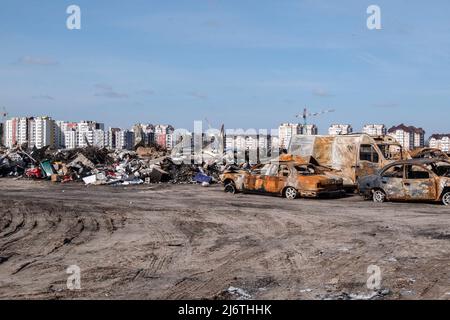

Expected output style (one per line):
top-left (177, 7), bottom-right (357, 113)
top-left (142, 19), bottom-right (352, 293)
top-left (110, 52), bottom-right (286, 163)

top-left (220, 154), bottom-right (345, 199)
top-left (409, 148), bottom-right (449, 161)
top-left (358, 159), bottom-right (450, 206)
top-left (288, 134), bottom-right (406, 188)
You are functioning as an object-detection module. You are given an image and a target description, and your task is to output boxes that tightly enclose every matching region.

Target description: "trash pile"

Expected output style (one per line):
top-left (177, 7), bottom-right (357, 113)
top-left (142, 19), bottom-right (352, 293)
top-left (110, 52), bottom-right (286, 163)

top-left (0, 145), bottom-right (222, 187)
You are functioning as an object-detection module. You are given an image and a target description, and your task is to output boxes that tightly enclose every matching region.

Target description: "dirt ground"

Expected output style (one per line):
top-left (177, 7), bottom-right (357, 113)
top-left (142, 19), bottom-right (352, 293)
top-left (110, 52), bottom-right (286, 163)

top-left (0, 179), bottom-right (448, 300)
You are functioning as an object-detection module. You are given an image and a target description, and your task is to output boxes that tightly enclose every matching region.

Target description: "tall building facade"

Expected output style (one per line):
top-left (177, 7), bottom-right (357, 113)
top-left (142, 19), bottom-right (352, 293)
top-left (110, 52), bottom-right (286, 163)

top-left (154, 124), bottom-right (175, 150)
top-left (278, 123), bottom-right (318, 149)
top-left (77, 121), bottom-right (105, 148)
top-left (5, 117), bottom-right (32, 148)
top-left (362, 124), bottom-right (387, 136)
top-left (29, 116), bottom-right (55, 149)
top-left (328, 124), bottom-right (353, 135)
top-left (116, 130), bottom-right (135, 150)
top-left (429, 134), bottom-right (450, 153)
top-left (388, 124), bottom-right (425, 151)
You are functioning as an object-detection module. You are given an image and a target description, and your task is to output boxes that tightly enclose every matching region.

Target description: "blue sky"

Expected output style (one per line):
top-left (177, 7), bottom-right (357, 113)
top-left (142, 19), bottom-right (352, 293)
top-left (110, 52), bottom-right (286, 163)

top-left (1, 0), bottom-right (449, 135)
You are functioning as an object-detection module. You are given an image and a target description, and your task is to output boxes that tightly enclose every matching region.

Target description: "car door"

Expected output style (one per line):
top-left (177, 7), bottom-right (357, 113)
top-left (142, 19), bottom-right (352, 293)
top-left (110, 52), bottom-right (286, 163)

top-left (404, 164), bottom-right (437, 200)
top-left (261, 164), bottom-right (281, 194)
top-left (244, 163), bottom-right (275, 193)
top-left (243, 164), bottom-right (263, 191)
top-left (380, 164), bottom-right (407, 200)
top-left (272, 164), bottom-right (290, 193)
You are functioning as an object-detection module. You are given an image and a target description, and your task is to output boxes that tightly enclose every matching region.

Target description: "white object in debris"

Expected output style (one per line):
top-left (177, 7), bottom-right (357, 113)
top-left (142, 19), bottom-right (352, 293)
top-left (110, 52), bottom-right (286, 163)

top-left (300, 289), bottom-right (313, 293)
top-left (349, 291), bottom-right (379, 300)
top-left (201, 182), bottom-right (210, 187)
top-left (82, 175), bottom-right (97, 185)
top-left (227, 286), bottom-right (251, 300)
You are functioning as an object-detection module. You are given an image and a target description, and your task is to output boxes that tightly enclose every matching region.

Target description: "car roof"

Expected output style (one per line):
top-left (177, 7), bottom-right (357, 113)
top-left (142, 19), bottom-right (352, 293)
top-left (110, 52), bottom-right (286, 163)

top-left (386, 158), bottom-right (450, 166)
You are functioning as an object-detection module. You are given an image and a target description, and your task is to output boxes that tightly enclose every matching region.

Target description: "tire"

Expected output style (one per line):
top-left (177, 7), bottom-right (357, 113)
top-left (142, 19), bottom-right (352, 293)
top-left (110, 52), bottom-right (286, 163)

top-left (284, 187), bottom-right (298, 200)
top-left (442, 191), bottom-right (450, 206)
top-left (372, 189), bottom-right (386, 203)
top-left (224, 183), bottom-right (236, 194)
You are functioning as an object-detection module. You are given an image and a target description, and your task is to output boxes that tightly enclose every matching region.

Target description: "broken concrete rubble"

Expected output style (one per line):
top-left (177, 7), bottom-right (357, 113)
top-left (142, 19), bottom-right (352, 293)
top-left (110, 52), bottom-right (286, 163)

top-left (0, 145), bottom-right (218, 186)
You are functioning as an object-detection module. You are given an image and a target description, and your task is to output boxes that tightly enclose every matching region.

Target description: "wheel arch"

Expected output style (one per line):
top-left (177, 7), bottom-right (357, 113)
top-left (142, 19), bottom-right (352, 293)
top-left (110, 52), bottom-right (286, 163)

top-left (440, 187), bottom-right (450, 200)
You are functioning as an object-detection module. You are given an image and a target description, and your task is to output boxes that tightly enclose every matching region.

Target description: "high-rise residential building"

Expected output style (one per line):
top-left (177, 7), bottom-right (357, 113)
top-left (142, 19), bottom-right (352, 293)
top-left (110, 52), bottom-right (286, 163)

top-left (429, 134), bottom-right (450, 153)
top-left (328, 124), bottom-right (353, 135)
top-left (362, 124), bottom-right (387, 136)
top-left (388, 124), bottom-right (425, 151)
top-left (154, 124), bottom-right (175, 149)
top-left (302, 124), bottom-right (318, 136)
top-left (5, 117), bottom-right (32, 148)
top-left (55, 121), bottom-right (77, 149)
top-left (92, 129), bottom-right (108, 148)
top-left (29, 116), bottom-right (55, 149)
top-left (116, 130), bottom-right (135, 150)
top-left (77, 121), bottom-right (105, 148)
top-left (278, 123), bottom-right (302, 149)
top-left (132, 123), bottom-right (155, 147)
top-left (278, 123), bottom-right (318, 149)
top-left (107, 128), bottom-right (121, 149)
top-left (64, 130), bottom-right (77, 149)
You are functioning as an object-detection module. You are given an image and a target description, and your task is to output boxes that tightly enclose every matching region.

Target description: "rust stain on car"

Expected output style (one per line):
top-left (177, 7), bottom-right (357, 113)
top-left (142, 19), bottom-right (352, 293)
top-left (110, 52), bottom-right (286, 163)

top-left (358, 158), bottom-right (450, 205)
top-left (220, 154), bottom-right (345, 199)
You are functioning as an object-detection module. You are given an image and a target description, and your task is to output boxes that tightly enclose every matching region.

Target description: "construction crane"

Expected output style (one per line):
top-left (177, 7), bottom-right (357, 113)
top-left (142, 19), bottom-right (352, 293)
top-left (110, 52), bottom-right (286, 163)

top-left (295, 107), bottom-right (335, 125)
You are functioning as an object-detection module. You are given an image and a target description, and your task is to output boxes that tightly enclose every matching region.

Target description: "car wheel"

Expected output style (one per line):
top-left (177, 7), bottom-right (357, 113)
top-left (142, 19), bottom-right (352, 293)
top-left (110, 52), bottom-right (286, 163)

top-left (284, 187), bottom-right (298, 200)
top-left (442, 191), bottom-right (450, 206)
top-left (372, 189), bottom-right (386, 203)
top-left (224, 183), bottom-right (236, 194)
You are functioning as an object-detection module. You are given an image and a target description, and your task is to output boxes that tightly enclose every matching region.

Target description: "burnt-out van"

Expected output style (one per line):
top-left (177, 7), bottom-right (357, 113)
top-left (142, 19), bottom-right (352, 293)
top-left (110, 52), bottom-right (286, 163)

top-left (288, 134), bottom-right (408, 189)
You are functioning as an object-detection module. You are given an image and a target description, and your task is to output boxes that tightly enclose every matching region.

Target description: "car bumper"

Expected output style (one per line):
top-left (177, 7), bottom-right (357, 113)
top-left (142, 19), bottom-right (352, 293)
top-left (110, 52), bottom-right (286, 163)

top-left (299, 189), bottom-right (346, 198)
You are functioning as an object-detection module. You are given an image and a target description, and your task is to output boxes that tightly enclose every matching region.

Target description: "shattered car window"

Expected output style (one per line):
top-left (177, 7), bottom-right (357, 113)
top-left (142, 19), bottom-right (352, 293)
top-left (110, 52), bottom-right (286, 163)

top-left (428, 163), bottom-right (450, 177)
top-left (260, 164), bottom-right (278, 176)
top-left (405, 165), bottom-right (430, 179)
top-left (278, 165), bottom-right (290, 177)
top-left (382, 165), bottom-right (404, 178)
top-left (377, 144), bottom-right (403, 160)
top-left (294, 165), bottom-right (316, 175)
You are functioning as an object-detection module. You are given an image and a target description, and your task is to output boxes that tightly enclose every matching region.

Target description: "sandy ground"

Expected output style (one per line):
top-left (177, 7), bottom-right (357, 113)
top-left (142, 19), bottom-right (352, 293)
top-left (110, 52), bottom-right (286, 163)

top-left (0, 179), bottom-right (449, 300)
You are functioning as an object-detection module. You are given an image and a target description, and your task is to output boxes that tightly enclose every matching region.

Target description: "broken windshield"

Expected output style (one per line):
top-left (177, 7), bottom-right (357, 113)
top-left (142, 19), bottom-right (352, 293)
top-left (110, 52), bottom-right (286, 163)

top-left (424, 163), bottom-right (450, 177)
top-left (377, 144), bottom-right (403, 160)
top-left (294, 164), bottom-right (316, 175)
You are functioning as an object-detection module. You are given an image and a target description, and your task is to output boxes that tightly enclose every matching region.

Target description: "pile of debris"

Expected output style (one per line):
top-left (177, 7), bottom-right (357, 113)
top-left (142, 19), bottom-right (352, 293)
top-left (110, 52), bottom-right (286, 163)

top-left (0, 145), bottom-right (222, 187)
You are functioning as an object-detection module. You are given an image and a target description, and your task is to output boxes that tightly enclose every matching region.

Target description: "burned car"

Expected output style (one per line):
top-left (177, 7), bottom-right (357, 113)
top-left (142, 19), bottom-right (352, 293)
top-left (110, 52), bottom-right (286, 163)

top-left (220, 155), bottom-right (345, 200)
top-left (358, 159), bottom-right (450, 206)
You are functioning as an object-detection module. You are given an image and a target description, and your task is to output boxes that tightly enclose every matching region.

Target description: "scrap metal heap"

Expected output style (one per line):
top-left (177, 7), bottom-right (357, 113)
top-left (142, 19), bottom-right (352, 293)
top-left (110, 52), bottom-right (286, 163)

top-left (0, 145), bottom-right (222, 186)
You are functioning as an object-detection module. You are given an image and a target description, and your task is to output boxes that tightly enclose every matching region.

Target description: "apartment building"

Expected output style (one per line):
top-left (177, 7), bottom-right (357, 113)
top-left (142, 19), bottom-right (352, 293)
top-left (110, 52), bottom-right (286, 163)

top-left (429, 134), bottom-right (450, 153)
top-left (132, 123), bottom-right (155, 147)
top-left (64, 130), bottom-right (77, 149)
top-left (278, 123), bottom-right (318, 149)
top-left (107, 128), bottom-right (121, 149)
top-left (77, 121), bottom-right (105, 148)
top-left (154, 124), bottom-right (175, 149)
top-left (362, 124), bottom-right (387, 136)
top-left (278, 123), bottom-right (301, 149)
top-left (115, 130), bottom-right (135, 150)
top-left (55, 121), bottom-right (77, 149)
top-left (5, 117), bottom-right (32, 148)
top-left (328, 124), bottom-right (353, 135)
top-left (388, 124), bottom-right (425, 151)
top-left (29, 116), bottom-right (55, 149)
top-left (302, 124), bottom-right (318, 136)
